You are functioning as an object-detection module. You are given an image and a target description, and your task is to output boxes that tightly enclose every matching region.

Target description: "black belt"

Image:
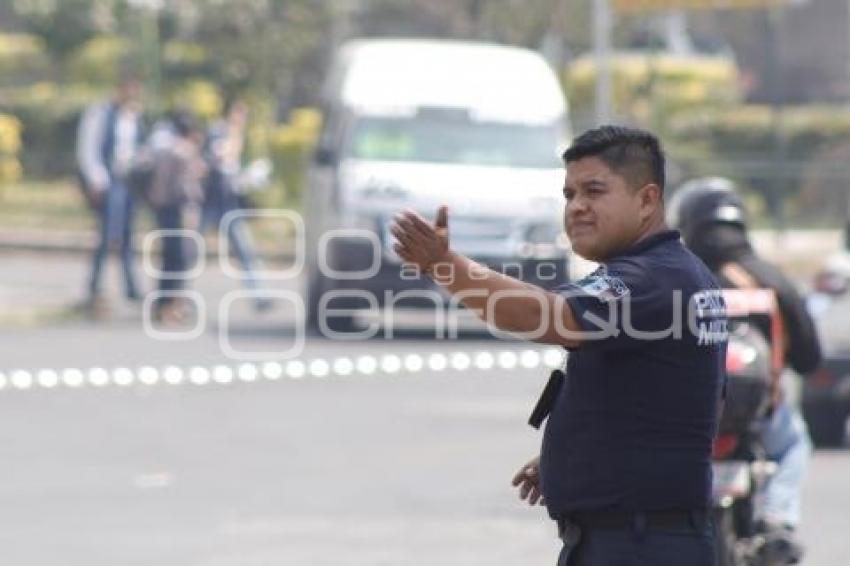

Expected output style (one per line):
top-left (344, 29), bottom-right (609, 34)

top-left (558, 509), bottom-right (709, 533)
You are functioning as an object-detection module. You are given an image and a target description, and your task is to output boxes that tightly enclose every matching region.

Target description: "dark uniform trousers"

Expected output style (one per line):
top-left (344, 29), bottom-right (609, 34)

top-left (555, 511), bottom-right (715, 566)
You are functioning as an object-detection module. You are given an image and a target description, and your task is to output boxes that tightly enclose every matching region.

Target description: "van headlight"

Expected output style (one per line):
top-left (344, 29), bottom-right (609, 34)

top-left (525, 223), bottom-right (561, 244)
top-left (358, 181), bottom-right (411, 201)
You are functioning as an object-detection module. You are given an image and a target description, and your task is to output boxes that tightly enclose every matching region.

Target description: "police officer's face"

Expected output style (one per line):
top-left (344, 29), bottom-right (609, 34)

top-left (563, 157), bottom-right (655, 261)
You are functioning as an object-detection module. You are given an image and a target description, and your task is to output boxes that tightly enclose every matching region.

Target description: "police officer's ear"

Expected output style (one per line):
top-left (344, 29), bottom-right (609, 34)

top-left (637, 183), bottom-right (663, 220)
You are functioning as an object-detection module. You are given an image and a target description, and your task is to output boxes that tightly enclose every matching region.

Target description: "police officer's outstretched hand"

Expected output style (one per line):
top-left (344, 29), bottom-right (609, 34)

top-left (391, 205), bottom-right (451, 274)
top-left (512, 455), bottom-right (545, 506)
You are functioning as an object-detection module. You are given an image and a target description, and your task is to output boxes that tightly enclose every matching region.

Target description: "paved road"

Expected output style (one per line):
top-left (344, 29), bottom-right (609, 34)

top-left (0, 365), bottom-right (848, 566)
top-left (1, 251), bottom-right (848, 565)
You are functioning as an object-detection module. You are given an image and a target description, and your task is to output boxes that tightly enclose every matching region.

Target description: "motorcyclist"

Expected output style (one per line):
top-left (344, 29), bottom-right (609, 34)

top-left (668, 177), bottom-right (823, 563)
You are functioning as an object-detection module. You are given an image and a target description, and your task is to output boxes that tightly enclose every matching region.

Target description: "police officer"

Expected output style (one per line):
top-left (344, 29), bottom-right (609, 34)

top-left (391, 126), bottom-right (725, 565)
top-left (669, 177), bottom-right (822, 562)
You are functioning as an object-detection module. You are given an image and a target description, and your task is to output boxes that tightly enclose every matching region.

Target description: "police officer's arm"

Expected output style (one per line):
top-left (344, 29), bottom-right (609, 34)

top-left (433, 251), bottom-right (583, 346)
top-left (391, 208), bottom-right (583, 348)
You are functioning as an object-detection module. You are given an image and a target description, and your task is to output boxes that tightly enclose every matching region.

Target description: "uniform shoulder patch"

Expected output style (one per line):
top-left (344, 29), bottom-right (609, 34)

top-left (575, 268), bottom-right (631, 302)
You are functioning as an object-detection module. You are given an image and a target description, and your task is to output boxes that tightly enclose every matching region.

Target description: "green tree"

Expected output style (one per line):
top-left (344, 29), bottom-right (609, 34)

top-left (11, 0), bottom-right (124, 66)
top-left (159, 0), bottom-right (332, 107)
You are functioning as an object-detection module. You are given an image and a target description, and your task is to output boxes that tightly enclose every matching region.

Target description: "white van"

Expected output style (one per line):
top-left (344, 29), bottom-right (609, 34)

top-left (305, 39), bottom-right (572, 333)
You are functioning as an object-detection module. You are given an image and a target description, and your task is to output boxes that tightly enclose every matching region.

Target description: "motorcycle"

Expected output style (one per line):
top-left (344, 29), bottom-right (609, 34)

top-left (712, 289), bottom-right (801, 566)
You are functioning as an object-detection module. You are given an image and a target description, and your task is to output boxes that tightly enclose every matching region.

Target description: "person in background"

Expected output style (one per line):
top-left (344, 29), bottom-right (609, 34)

top-left (668, 177), bottom-right (823, 564)
top-left (201, 98), bottom-right (271, 312)
top-left (145, 111), bottom-right (206, 325)
top-left (76, 73), bottom-right (146, 315)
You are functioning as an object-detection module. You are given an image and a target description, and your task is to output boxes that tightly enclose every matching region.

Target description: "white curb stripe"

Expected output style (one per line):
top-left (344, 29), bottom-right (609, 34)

top-left (37, 369), bottom-right (60, 389)
top-left (332, 357), bottom-right (354, 376)
top-left (62, 368), bottom-right (85, 388)
top-left (403, 354), bottom-right (424, 373)
top-left (497, 351), bottom-right (518, 369)
top-left (212, 365), bottom-right (234, 385)
top-left (286, 360), bottom-right (306, 379)
top-left (163, 366), bottom-right (184, 386)
top-left (11, 370), bottom-right (33, 390)
top-left (355, 356), bottom-right (377, 375)
top-left (379, 355), bottom-right (402, 374)
top-left (309, 359), bottom-right (330, 378)
top-left (138, 366), bottom-right (160, 386)
top-left (238, 363), bottom-right (259, 383)
top-left (1, 347), bottom-right (565, 392)
top-left (427, 353), bottom-right (448, 371)
top-left (188, 366), bottom-right (210, 386)
top-left (261, 362), bottom-right (283, 380)
top-left (88, 367), bottom-right (111, 387)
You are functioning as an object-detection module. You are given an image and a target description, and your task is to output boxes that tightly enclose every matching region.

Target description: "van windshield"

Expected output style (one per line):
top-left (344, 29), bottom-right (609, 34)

top-left (348, 115), bottom-right (563, 169)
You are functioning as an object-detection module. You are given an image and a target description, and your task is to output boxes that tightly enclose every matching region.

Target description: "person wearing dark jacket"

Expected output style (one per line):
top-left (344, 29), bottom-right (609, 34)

top-left (669, 177), bottom-right (822, 561)
top-left (146, 111), bottom-right (205, 324)
top-left (76, 74), bottom-right (146, 313)
top-left (200, 99), bottom-right (270, 312)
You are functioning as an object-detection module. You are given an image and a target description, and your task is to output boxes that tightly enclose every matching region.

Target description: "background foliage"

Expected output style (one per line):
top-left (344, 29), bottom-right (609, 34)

top-left (0, 0), bottom-right (847, 226)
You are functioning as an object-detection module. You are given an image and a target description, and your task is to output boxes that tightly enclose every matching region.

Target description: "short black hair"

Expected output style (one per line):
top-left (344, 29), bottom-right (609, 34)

top-left (563, 125), bottom-right (666, 192)
top-left (223, 95), bottom-right (247, 116)
top-left (169, 110), bottom-right (199, 138)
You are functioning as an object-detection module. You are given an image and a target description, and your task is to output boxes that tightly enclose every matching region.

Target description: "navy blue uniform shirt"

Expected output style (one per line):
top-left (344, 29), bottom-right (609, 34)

top-left (540, 230), bottom-right (727, 517)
